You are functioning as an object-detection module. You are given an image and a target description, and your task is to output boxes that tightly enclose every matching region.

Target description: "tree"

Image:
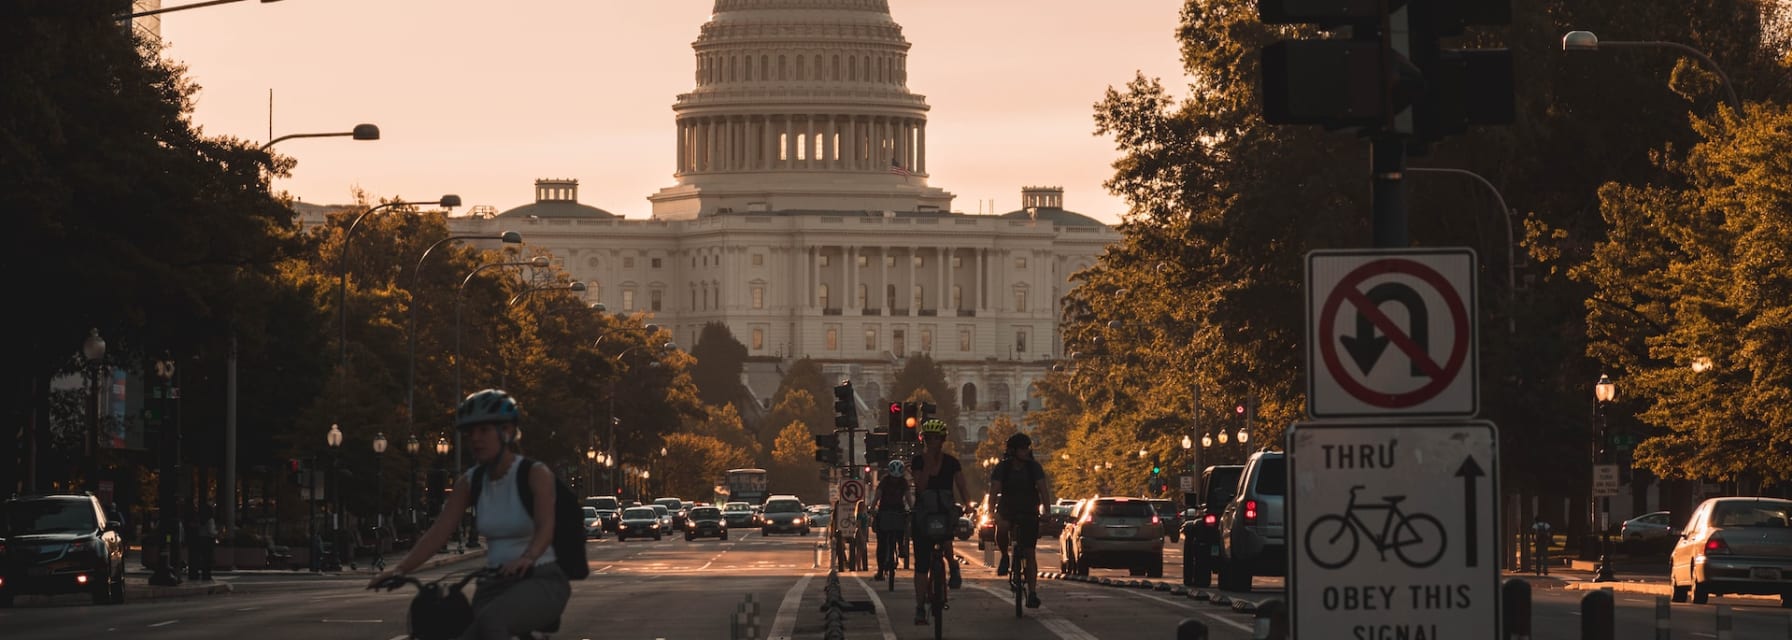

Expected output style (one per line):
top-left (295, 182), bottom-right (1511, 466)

top-left (686, 403), bottom-right (762, 463)
top-left (760, 389), bottom-right (821, 463)
top-left (887, 354), bottom-right (959, 439)
top-left (971, 415), bottom-right (1022, 498)
top-left (769, 420), bottom-right (822, 501)
top-left (659, 432), bottom-right (754, 500)
top-left (689, 322), bottom-right (753, 412)
top-left (767, 358), bottom-right (833, 448)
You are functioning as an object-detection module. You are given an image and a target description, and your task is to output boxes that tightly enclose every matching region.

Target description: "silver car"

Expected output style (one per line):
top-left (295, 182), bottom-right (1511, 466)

top-left (1669, 497), bottom-right (1792, 605)
top-left (1621, 510), bottom-right (1675, 552)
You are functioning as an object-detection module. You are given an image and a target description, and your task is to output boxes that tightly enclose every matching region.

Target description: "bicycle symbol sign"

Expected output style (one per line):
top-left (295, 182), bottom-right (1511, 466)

top-left (1288, 421), bottom-right (1501, 640)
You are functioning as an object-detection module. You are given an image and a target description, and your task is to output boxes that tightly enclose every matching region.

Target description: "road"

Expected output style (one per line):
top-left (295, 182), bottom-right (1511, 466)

top-left (3, 530), bottom-right (1786, 639)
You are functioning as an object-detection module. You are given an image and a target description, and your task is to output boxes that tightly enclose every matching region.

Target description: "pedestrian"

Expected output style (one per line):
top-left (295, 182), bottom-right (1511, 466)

top-left (1530, 515), bottom-right (1552, 576)
top-left (196, 508), bottom-right (218, 580)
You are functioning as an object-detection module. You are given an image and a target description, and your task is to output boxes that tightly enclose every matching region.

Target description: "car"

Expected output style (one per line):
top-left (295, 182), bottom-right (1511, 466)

top-left (806, 505), bottom-right (833, 529)
top-left (0, 493), bottom-right (127, 606)
top-left (582, 506), bottom-right (604, 540)
top-left (1181, 464), bottom-right (1245, 589)
top-left (684, 506), bottom-right (728, 541)
top-left (1217, 451), bottom-right (1286, 591)
top-left (649, 504), bottom-right (673, 533)
top-left (1669, 496), bottom-right (1792, 606)
top-left (1147, 498), bottom-right (1183, 543)
top-left (1622, 510), bottom-right (1677, 554)
top-left (654, 498), bottom-right (688, 528)
top-left (615, 507), bottom-right (664, 541)
top-left (722, 502), bottom-right (758, 528)
top-left (975, 504), bottom-right (997, 550)
top-left (584, 496), bottom-right (623, 532)
top-left (1059, 495), bottom-right (1165, 577)
top-left (956, 503), bottom-right (974, 541)
top-left (761, 496), bottom-right (810, 535)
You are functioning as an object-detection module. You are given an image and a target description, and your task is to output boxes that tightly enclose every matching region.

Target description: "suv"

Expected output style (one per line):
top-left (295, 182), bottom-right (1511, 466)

top-left (1060, 496), bottom-right (1165, 577)
top-left (1217, 451), bottom-right (1286, 591)
top-left (760, 496), bottom-right (810, 535)
top-left (584, 496), bottom-right (622, 532)
top-left (1146, 498), bottom-right (1183, 543)
top-left (1181, 464), bottom-right (1245, 588)
top-left (721, 501), bottom-right (757, 528)
top-left (654, 498), bottom-right (688, 528)
top-left (0, 493), bottom-right (127, 606)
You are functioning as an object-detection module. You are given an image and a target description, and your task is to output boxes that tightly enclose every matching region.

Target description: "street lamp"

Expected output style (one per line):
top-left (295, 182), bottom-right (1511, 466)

top-left (81, 329), bottom-right (107, 494)
top-left (372, 432), bottom-right (388, 528)
top-left (338, 195), bottom-right (462, 375)
top-left (405, 435), bottom-right (420, 525)
top-left (326, 424), bottom-right (343, 552)
top-left (260, 124), bottom-right (380, 152)
top-left (125, 0), bottom-right (282, 18)
top-left (452, 256), bottom-right (551, 480)
top-left (596, 331), bottom-right (674, 497)
top-left (406, 231), bottom-right (524, 441)
top-left (1407, 167), bottom-right (1518, 336)
top-left (1561, 31), bottom-right (1743, 115)
top-left (147, 356), bottom-right (182, 587)
top-left (1591, 374), bottom-right (1618, 582)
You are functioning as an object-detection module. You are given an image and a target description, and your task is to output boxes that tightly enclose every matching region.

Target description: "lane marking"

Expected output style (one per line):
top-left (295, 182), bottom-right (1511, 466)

top-left (1105, 585), bottom-right (1255, 632)
top-left (766, 572), bottom-right (815, 640)
top-left (235, 607), bottom-right (261, 612)
top-left (965, 583), bottom-right (1098, 640)
top-left (848, 574), bottom-right (899, 640)
top-left (321, 619), bottom-right (383, 623)
top-left (149, 620), bottom-right (180, 628)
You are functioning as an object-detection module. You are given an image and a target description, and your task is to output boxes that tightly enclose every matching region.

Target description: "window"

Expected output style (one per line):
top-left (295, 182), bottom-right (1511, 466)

top-left (751, 286), bottom-right (765, 309)
top-left (651, 258), bottom-right (662, 269)
top-left (1014, 257), bottom-right (1027, 269)
top-left (911, 285), bottom-right (923, 310)
top-left (951, 255), bottom-right (962, 268)
top-left (826, 326), bottom-right (839, 350)
top-left (885, 284), bottom-right (897, 310)
top-left (1013, 288), bottom-right (1028, 312)
top-left (1015, 330), bottom-right (1028, 355)
top-left (857, 255), bottom-right (868, 267)
top-left (622, 289), bottom-right (636, 311)
top-left (952, 286), bottom-right (963, 310)
top-left (856, 284), bottom-right (868, 308)
top-left (913, 255), bottom-right (924, 267)
top-left (820, 255), bottom-right (831, 267)
top-left (864, 327), bottom-right (878, 351)
top-left (751, 328), bottom-right (765, 351)
top-left (920, 329), bottom-right (933, 353)
top-left (893, 329), bottom-right (905, 355)
top-left (650, 289), bottom-right (663, 312)
top-left (691, 256), bottom-right (697, 268)
top-left (959, 328), bottom-right (972, 352)
top-left (690, 290), bottom-right (697, 308)
top-left (623, 257), bottom-right (636, 269)
top-left (752, 253), bottom-right (764, 266)
top-left (818, 284), bottom-right (830, 308)
top-left (884, 255), bottom-right (895, 267)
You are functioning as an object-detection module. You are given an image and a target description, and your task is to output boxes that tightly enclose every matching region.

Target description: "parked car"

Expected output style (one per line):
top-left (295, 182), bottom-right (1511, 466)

top-left (584, 495), bottom-right (622, 532)
top-left (1669, 497), bottom-right (1792, 606)
top-left (1621, 511), bottom-right (1677, 553)
top-left (1217, 451), bottom-right (1286, 591)
top-left (761, 496), bottom-right (810, 535)
top-left (684, 506), bottom-right (728, 541)
top-left (616, 506), bottom-right (664, 541)
top-left (1182, 464), bottom-right (1245, 589)
top-left (582, 506), bottom-right (604, 540)
top-left (0, 493), bottom-right (127, 606)
top-left (722, 501), bottom-right (758, 529)
top-left (1147, 498), bottom-right (1183, 543)
top-left (1059, 495), bottom-right (1166, 577)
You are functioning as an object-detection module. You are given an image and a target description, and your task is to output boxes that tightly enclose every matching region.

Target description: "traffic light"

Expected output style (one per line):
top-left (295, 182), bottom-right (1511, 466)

top-left (901, 402), bottom-right (919, 442)
top-left (287, 459), bottom-right (302, 485)
top-left (1151, 457), bottom-right (1162, 475)
top-left (1404, 0), bottom-right (1514, 153)
top-left (865, 432), bottom-right (890, 467)
top-left (813, 433), bottom-right (841, 465)
top-left (833, 381), bottom-right (859, 430)
top-left (888, 402), bottom-right (903, 434)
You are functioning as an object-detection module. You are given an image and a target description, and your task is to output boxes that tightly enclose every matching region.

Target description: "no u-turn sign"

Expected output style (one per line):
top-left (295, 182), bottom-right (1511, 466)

top-left (1306, 249), bottom-right (1479, 418)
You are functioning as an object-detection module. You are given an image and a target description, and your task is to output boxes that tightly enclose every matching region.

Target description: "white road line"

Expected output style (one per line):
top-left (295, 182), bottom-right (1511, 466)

top-left (1106, 586), bottom-right (1255, 632)
top-left (149, 620), bottom-right (180, 628)
top-left (766, 572), bottom-right (815, 640)
top-left (235, 607), bottom-right (260, 612)
top-left (320, 619), bottom-right (383, 623)
top-left (965, 584), bottom-right (1098, 640)
top-left (848, 574), bottom-right (899, 640)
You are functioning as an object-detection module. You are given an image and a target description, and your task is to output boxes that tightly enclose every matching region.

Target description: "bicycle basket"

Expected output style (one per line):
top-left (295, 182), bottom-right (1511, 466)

top-left (408, 582), bottom-right (474, 640)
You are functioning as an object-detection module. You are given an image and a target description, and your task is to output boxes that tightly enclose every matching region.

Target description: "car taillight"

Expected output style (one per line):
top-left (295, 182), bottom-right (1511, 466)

top-left (1244, 500), bottom-right (1259, 523)
top-left (1150, 514), bottom-right (1160, 525)
top-left (1203, 514), bottom-right (1217, 526)
top-left (1705, 535), bottom-right (1731, 554)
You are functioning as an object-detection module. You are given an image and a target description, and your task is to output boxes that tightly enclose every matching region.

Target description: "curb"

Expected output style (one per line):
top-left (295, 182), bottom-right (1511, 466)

top-left (1563, 581), bottom-right (1782, 602)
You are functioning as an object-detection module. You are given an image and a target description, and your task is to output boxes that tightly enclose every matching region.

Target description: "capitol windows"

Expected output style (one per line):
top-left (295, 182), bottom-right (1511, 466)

top-left (1014, 257), bottom-right (1028, 269)
top-left (778, 55), bottom-right (786, 81)
top-left (856, 255), bottom-right (868, 267)
top-left (690, 290), bottom-right (697, 309)
top-left (884, 255), bottom-right (895, 268)
top-left (751, 286), bottom-right (764, 309)
top-left (913, 255), bottom-right (924, 267)
top-left (864, 327), bottom-right (878, 351)
top-left (622, 289), bottom-right (636, 312)
top-left (1015, 330), bottom-right (1028, 355)
top-left (817, 284), bottom-right (830, 308)
top-left (959, 327), bottom-right (972, 352)
top-left (650, 289), bottom-right (663, 312)
top-left (920, 329), bottom-right (933, 353)
top-left (751, 327), bottom-right (765, 351)
top-left (951, 256), bottom-right (962, 269)
top-left (651, 257), bottom-right (662, 269)
top-left (826, 326), bottom-right (840, 351)
top-left (623, 257), bottom-right (636, 269)
top-left (752, 253), bottom-right (764, 267)
top-left (892, 329), bottom-right (905, 355)
top-left (885, 284), bottom-right (896, 310)
top-left (856, 284), bottom-right (868, 308)
top-left (819, 255), bottom-right (831, 267)
top-left (1013, 287), bottom-right (1028, 312)
top-left (951, 286), bottom-right (963, 310)
top-left (911, 285), bottom-right (923, 310)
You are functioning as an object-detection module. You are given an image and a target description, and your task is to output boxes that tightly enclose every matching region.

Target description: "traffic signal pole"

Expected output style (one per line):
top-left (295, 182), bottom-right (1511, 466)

top-left (1372, 137), bottom-right (1409, 248)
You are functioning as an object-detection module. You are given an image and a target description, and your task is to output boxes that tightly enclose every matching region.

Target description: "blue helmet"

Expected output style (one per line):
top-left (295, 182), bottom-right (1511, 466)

top-left (455, 389), bottom-right (520, 429)
top-left (887, 459), bottom-right (906, 477)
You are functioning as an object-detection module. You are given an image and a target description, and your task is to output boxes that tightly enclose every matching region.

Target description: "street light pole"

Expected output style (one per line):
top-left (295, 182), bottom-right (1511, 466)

top-left (339, 195), bottom-right (461, 373)
top-left (148, 357), bottom-right (181, 587)
top-left (81, 329), bottom-right (107, 495)
top-left (405, 435), bottom-right (420, 525)
top-left (407, 231), bottom-right (522, 445)
top-left (1561, 31), bottom-right (1743, 115)
top-left (259, 125), bottom-right (380, 152)
top-left (124, 0), bottom-right (282, 19)
top-left (326, 423), bottom-right (343, 566)
top-left (452, 256), bottom-right (549, 481)
top-left (1407, 167), bottom-right (1518, 336)
top-left (1591, 374), bottom-right (1617, 582)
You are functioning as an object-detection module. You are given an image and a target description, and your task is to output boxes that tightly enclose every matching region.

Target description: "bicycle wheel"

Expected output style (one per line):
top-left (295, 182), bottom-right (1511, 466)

top-left (1392, 514), bottom-right (1447, 568)
top-left (1303, 514), bottom-right (1359, 570)
top-left (1011, 554), bottom-right (1024, 618)
top-left (932, 550), bottom-right (946, 640)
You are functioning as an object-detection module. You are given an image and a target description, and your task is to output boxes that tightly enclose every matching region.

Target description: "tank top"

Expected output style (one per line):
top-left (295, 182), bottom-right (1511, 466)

top-left (466, 456), bottom-right (558, 569)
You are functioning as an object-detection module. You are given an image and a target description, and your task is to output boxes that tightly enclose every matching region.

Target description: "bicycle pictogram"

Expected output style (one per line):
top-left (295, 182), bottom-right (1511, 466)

top-left (1305, 485), bottom-right (1447, 569)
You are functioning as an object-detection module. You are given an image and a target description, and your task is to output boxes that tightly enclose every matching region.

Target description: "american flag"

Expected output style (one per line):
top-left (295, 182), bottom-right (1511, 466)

top-left (887, 160), bottom-right (912, 177)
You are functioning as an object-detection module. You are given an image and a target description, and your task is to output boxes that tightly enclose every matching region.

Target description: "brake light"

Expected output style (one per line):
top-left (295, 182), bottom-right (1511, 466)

top-left (1204, 514), bottom-right (1217, 526)
top-left (1244, 500), bottom-right (1259, 523)
top-left (1705, 535), bottom-right (1731, 555)
top-left (1150, 514), bottom-right (1160, 525)
top-left (76, 574), bottom-right (89, 585)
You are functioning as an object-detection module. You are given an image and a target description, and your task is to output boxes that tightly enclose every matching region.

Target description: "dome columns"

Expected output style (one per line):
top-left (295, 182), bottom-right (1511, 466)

top-left (676, 113), bottom-right (926, 175)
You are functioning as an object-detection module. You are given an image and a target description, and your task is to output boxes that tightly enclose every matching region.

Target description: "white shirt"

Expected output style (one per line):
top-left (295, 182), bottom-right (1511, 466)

top-left (469, 457), bottom-right (558, 569)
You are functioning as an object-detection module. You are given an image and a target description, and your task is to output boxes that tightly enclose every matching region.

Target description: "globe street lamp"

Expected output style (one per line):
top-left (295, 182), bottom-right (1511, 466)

top-left (1561, 31), bottom-right (1742, 115)
top-left (1591, 374), bottom-right (1618, 582)
top-left (326, 423), bottom-right (343, 562)
top-left (405, 435), bottom-right (420, 525)
top-left (147, 356), bottom-right (182, 587)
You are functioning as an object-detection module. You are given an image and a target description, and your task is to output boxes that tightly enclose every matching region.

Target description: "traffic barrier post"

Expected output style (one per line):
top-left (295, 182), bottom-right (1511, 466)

top-left (1177, 618), bottom-right (1209, 640)
top-left (1502, 578), bottom-right (1531, 640)
top-left (1580, 589), bottom-right (1613, 640)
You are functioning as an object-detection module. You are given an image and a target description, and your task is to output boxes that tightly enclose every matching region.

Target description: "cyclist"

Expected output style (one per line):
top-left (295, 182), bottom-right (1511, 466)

top-left (988, 432), bottom-right (1051, 608)
top-left (871, 459), bottom-right (912, 581)
top-left (910, 418), bottom-right (968, 626)
top-left (368, 389), bottom-right (571, 640)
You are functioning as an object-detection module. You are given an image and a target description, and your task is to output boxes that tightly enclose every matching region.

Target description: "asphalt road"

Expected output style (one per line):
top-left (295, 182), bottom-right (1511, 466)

top-left (4, 529), bottom-right (1786, 639)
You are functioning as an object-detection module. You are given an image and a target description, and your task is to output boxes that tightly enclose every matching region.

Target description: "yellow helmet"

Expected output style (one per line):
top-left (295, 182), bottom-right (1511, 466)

top-left (919, 419), bottom-right (948, 436)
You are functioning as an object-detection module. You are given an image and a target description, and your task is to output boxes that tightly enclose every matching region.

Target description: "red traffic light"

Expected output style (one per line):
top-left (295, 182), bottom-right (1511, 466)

top-left (1235, 404), bottom-right (1246, 414)
top-left (890, 402), bottom-right (902, 414)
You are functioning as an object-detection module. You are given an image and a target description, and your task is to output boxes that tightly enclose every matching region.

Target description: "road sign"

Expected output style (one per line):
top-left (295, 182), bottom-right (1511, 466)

top-left (1307, 249), bottom-right (1479, 418)
top-left (1180, 475), bottom-right (1194, 493)
top-left (839, 478), bottom-right (865, 504)
top-left (1288, 420), bottom-right (1500, 640)
top-left (1592, 464), bottom-right (1619, 497)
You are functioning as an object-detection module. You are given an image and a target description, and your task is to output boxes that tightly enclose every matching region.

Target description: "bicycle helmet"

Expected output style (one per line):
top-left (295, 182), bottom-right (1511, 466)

top-left (455, 389), bottom-right (519, 429)
top-left (887, 459), bottom-right (906, 477)
top-left (919, 418), bottom-right (948, 437)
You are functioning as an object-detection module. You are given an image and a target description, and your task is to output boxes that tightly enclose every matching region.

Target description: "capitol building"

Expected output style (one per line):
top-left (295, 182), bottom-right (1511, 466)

top-left (438, 0), bottom-right (1122, 442)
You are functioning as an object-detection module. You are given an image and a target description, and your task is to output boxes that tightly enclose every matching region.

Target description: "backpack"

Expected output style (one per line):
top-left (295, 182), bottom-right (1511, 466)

top-left (470, 457), bottom-right (590, 580)
top-left (992, 459), bottom-right (1045, 516)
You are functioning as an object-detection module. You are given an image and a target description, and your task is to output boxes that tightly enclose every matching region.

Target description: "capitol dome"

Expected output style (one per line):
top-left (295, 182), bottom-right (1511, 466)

top-left (496, 179), bottom-right (619, 219)
top-left (649, 0), bottom-right (953, 219)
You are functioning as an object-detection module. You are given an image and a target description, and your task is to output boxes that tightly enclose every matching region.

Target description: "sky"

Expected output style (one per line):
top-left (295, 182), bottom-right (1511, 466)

top-left (157, 0), bottom-right (1191, 224)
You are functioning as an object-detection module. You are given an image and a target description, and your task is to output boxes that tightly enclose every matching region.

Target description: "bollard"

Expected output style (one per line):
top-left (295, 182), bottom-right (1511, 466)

top-left (1715, 604), bottom-right (1732, 640)
top-left (1654, 596), bottom-right (1670, 640)
top-left (1177, 618), bottom-right (1210, 640)
top-left (1502, 578), bottom-right (1531, 640)
top-left (813, 540), bottom-right (824, 569)
top-left (1580, 589), bottom-right (1614, 640)
top-left (1251, 600), bottom-right (1288, 640)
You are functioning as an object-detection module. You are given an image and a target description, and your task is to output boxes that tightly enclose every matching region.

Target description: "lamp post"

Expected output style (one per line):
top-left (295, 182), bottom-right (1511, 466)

top-left (406, 231), bottom-right (522, 442)
top-left (1561, 31), bottom-right (1742, 115)
top-left (585, 448), bottom-right (597, 498)
top-left (338, 195), bottom-right (461, 376)
top-left (326, 424), bottom-right (343, 556)
top-left (125, 0), bottom-right (282, 18)
top-left (260, 124), bottom-right (380, 152)
top-left (1406, 167), bottom-right (1518, 336)
top-left (81, 329), bottom-right (107, 494)
top-left (452, 256), bottom-right (551, 479)
top-left (1591, 374), bottom-right (1617, 582)
top-left (372, 433), bottom-right (388, 527)
top-left (405, 435), bottom-right (420, 525)
top-left (596, 329), bottom-right (673, 498)
top-left (147, 356), bottom-right (181, 586)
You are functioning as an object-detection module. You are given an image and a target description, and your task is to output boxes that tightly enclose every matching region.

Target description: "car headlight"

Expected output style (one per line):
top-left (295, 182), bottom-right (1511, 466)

top-left (792, 518), bottom-right (803, 525)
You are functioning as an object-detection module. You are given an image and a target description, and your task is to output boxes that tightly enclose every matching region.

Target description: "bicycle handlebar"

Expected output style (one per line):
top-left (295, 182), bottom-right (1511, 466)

top-left (368, 567), bottom-right (502, 593)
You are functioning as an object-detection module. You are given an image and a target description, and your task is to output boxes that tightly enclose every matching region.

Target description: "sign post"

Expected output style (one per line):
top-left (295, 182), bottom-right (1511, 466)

top-left (1592, 464), bottom-right (1619, 498)
top-left (1287, 421), bottom-right (1500, 640)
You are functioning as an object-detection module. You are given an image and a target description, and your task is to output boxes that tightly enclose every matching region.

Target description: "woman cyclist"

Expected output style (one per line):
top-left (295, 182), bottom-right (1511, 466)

top-left (368, 389), bottom-right (571, 639)
top-left (909, 418), bottom-right (968, 626)
top-left (871, 459), bottom-right (912, 582)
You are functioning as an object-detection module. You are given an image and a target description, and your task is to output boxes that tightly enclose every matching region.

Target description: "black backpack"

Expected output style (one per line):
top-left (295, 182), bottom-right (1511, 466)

top-left (469, 457), bottom-right (590, 580)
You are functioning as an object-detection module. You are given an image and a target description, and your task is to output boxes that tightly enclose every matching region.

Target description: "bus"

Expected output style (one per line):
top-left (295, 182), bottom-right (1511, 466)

top-left (722, 468), bottom-right (769, 506)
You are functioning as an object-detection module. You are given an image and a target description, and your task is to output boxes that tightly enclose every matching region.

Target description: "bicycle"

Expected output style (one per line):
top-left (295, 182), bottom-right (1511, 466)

top-left (1304, 485), bottom-right (1447, 570)
top-left (1007, 535), bottom-right (1026, 618)
top-left (369, 567), bottom-right (556, 640)
top-left (925, 534), bottom-right (950, 640)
